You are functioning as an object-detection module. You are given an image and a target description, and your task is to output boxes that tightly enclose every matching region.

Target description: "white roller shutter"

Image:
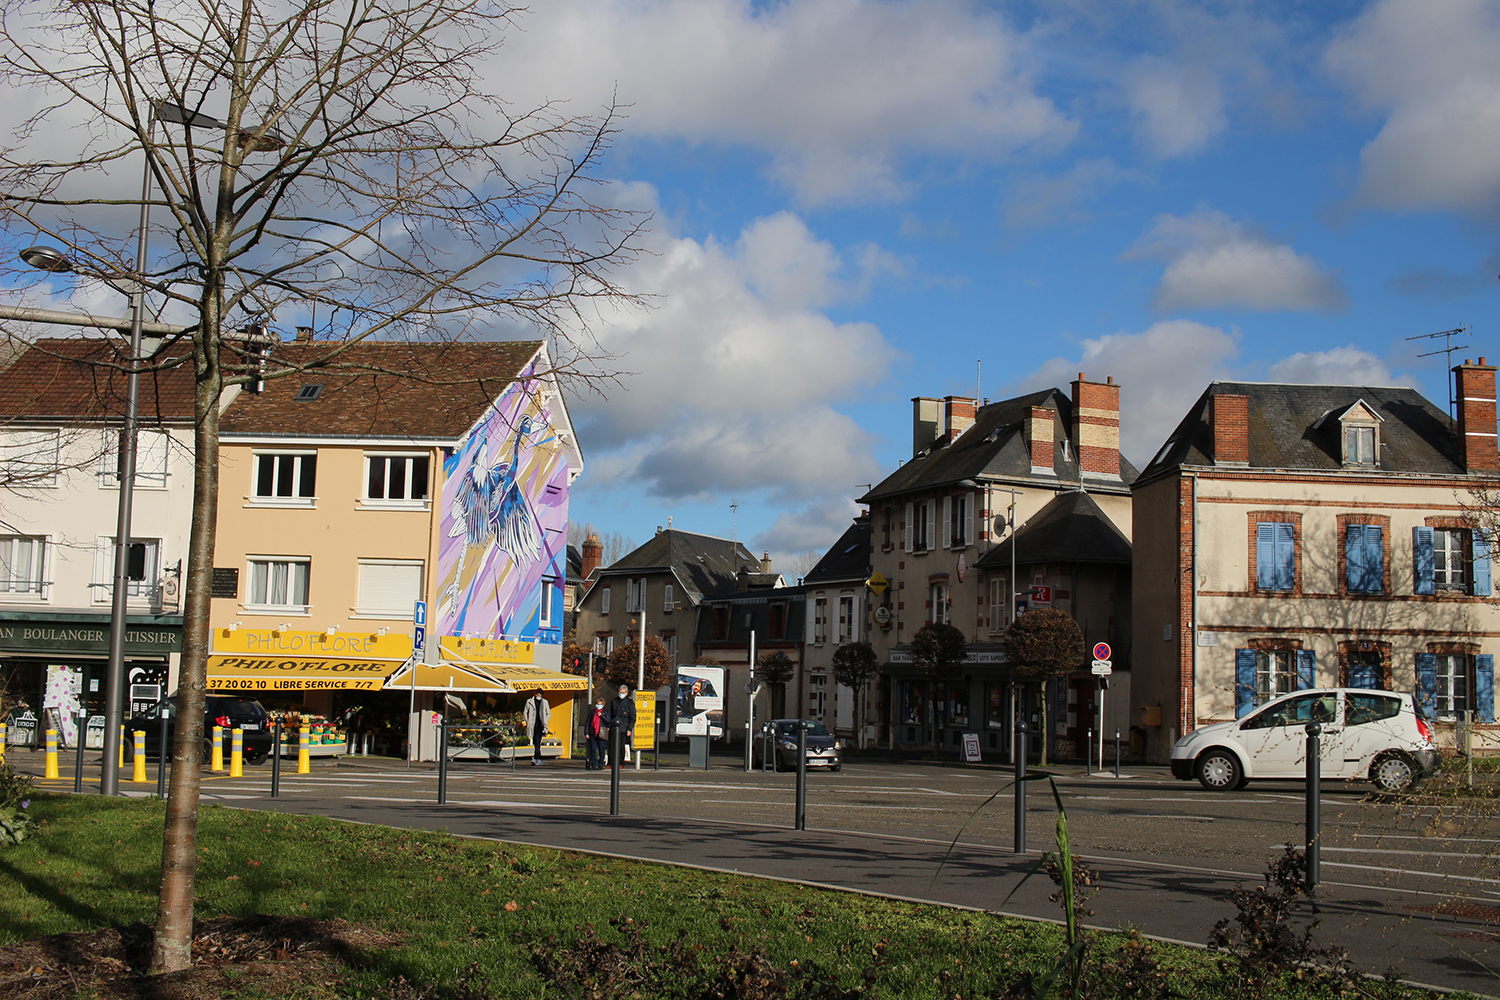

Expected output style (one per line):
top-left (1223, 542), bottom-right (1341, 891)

top-left (358, 561), bottom-right (424, 616)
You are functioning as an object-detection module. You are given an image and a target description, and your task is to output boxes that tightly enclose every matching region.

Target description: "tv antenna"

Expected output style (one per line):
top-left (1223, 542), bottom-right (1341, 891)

top-left (1406, 324), bottom-right (1470, 418)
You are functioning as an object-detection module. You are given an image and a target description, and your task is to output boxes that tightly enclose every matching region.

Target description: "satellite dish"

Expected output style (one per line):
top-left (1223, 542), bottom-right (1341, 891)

top-left (992, 515), bottom-right (1009, 535)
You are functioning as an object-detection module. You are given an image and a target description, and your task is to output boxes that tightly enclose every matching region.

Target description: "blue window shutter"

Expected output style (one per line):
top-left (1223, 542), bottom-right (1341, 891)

top-left (1256, 522), bottom-right (1275, 589)
top-left (1274, 522), bottom-right (1295, 591)
top-left (1477, 655), bottom-right (1495, 724)
top-left (1296, 649), bottom-right (1316, 690)
top-left (1346, 525), bottom-right (1367, 592)
top-left (1416, 653), bottom-right (1438, 719)
top-left (1235, 649), bottom-right (1256, 718)
top-left (1474, 533), bottom-right (1492, 597)
top-left (1367, 526), bottom-right (1385, 592)
top-left (1414, 527), bottom-right (1435, 595)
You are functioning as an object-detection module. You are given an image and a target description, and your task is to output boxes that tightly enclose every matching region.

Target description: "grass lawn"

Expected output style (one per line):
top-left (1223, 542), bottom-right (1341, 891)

top-left (0, 793), bottom-right (1476, 999)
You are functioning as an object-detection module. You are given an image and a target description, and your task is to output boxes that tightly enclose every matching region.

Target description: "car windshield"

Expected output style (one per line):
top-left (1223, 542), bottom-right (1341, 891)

top-left (775, 720), bottom-right (831, 738)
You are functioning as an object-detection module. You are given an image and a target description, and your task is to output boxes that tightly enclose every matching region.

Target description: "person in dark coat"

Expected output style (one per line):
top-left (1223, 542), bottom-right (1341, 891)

top-left (585, 698), bottom-right (607, 770)
top-left (522, 691), bottom-right (551, 765)
top-left (603, 684), bottom-right (635, 763)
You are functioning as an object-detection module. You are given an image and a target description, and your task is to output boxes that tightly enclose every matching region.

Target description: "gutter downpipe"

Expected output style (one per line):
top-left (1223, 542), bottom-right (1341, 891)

top-left (1189, 471), bottom-right (1199, 743)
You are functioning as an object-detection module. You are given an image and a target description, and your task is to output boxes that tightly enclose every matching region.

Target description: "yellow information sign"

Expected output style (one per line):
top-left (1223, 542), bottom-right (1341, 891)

top-left (213, 628), bottom-right (412, 659)
top-left (865, 571), bottom-right (890, 596)
top-left (439, 635), bottom-right (536, 664)
top-left (207, 655), bottom-right (401, 691)
top-left (633, 691), bottom-right (655, 746)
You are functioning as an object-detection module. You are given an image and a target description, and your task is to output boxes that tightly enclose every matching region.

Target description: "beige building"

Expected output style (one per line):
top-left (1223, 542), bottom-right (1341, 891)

top-left (1133, 363), bottom-right (1500, 763)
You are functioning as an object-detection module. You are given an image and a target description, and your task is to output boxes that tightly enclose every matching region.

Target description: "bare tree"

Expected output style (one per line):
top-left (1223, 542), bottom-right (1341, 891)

top-left (1005, 609), bottom-right (1084, 764)
top-left (567, 522), bottom-right (636, 565)
top-left (0, 0), bottom-right (645, 973)
top-left (830, 640), bottom-right (879, 749)
top-left (758, 649), bottom-right (794, 717)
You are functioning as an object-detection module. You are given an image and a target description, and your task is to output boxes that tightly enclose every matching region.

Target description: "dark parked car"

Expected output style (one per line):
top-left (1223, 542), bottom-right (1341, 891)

top-left (753, 718), bottom-right (842, 772)
top-left (127, 695), bottom-right (274, 764)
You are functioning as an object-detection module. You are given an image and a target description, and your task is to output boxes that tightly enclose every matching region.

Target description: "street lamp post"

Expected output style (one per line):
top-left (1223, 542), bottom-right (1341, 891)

top-left (968, 481), bottom-right (1022, 764)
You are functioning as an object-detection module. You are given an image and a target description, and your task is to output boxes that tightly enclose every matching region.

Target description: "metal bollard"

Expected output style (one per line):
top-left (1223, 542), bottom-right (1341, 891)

top-left (44, 728), bottom-right (59, 779)
top-left (1115, 729), bottom-right (1121, 779)
top-left (1305, 720), bottom-right (1321, 889)
top-left (1014, 720), bottom-right (1027, 854)
top-left (212, 726), bottom-right (224, 771)
top-left (230, 728), bottom-right (244, 778)
top-left (1086, 727), bottom-right (1093, 775)
top-left (297, 724), bottom-right (311, 774)
top-left (74, 712), bottom-right (87, 793)
top-left (436, 720), bottom-right (448, 804)
top-left (132, 730), bottom-right (147, 782)
top-left (157, 709), bottom-right (169, 799)
top-left (653, 717), bottom-right (660, 771)
top-left (609, 722), bottom-right (621, 816)
top-left (795, 721), bottom-right (808, 830)
top-left (271, 720), bottom-right (282, 798)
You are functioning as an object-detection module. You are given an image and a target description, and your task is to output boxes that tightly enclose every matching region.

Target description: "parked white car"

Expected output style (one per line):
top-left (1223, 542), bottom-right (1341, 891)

top-left (1170, 688), bottom-right (1439, 792)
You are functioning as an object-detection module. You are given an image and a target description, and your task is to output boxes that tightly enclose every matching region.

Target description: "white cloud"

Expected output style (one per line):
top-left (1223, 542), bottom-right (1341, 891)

top-left (1020, 319), bottom-right (1240, 465)
top-left (570, 202), bottom-right (896, 503)
top-left (1003, 158), bottom-right (1137, 229)
top-left (1266, 346), bottom-right (1403, 386)
top-left (489, 0), bottom-right (1076, 205)
top-left (1326, 0), bottom-right (1500, 216)
top-left (1124, 208), bottom-right (1346, 313)
top-left (1123, 57), bottom-right (1226, 159)
top-left (753, 498), bottom-right (865, 573)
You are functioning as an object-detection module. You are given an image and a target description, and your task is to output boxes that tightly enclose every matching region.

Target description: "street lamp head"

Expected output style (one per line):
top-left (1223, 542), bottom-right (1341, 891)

top-left (19, 245), bottom-right (73, 273)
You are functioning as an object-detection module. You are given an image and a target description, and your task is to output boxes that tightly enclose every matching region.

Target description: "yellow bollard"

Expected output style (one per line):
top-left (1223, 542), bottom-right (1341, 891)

top-left (44, 728), bottom-right (59, 779)
top-left (132, 730), bottom-right (147, 783)
top-left (118, 725), bottom-right (126, 769)
top-left (212, 726), bottom-right (224, 771)
top-left (230, 728), bottom-right (243, 777)
top-left (298, 724), bottom-right (311, 774)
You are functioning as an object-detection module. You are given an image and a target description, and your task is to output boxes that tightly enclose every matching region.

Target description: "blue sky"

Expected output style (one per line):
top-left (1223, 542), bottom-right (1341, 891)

top-left (541, 0), bottom-right (1500, 572)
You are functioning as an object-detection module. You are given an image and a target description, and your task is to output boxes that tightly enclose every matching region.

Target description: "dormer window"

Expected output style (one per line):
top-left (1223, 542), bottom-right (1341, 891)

top-left (1317, 399), bottom-right (1382, 468)
top-left (1344, 424), bottom-right (1376, 465)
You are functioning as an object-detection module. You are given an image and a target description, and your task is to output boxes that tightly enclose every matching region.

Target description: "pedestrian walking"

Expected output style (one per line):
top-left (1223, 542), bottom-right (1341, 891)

top-left (604, 684), bottom-right (636, 763)
top-left (585, 698), bottom-right (607, 769)
top-left (522, 691), bottom-right (550, 765)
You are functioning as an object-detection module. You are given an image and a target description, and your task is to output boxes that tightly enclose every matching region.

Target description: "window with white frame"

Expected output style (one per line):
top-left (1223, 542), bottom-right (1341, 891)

top-left (92, 537), bottom-right (160, 602)
top-left (1255, 650), bottom-right (1295, 703)
top-left (356, 560), bottom-right (423, 617)
top-left (663, 584), bottom-right (674, 613)
top-left (838, 593), bottom-right (855, 644)
top-left (1, 429), bottom-right (61, 488)
top-left (1436, 654), bottom-right (1470, 718)
top-left (600, 586), bottom-right (611, 614)
top-left (0, 535), bottom-right (46, 595)
top-left (948, 494), bottom-right (970, 548)
top-left (1343, 423), bottom-right (1376, 465)
top-left (930, 582), bottom-right (949, 625)
top-left (539, 578), bottom-right (555, 628)
top-left (988, 576), bottom-right (1008, 633)
top-left (914, 501), bottom-right (932, 552)
top-left (625, 577), bottom-right (642, 612)
top-left (252, 452), bottom-right (317, 502)
top-left (813, 595), bottom-right (828, 644)
top-left (1434, 529), bottom-right (1469, 590)
top-left (98, 429), bottom-right (170, 487)
top-left (364, 453), bottom-right (430, 503)
top-left (247, 557), bottom-right (310, 611)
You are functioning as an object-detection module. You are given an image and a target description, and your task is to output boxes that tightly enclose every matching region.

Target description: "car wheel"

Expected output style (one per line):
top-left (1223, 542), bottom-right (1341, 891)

top-left (1196, 750), bottom-right (1241, 791)
top-left (245, 749), bottom-right (268, 765)
top-left (1372, 753), bottom-right (1416, 793)
top-left (831, 764), bottom-right (841, 772)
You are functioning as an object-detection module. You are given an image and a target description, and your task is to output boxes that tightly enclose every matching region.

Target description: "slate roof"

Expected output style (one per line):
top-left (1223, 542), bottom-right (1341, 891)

top-left (219, 340), bottom-right (544, 439)
top-left (1136, 381), bottom-right (1463, 486)
top-left (805, 517), bottom-right (871, 584)
top-left (595, 529), bottom-right (759, 603)
top-left (861, 389), bottom-right (1138, 503)
top-left (975, 489), bottom-right (1132, 568)
top-left (694, 585), bottom-right (806, 647)
top-left (0, 337), bottom-right (198, 424)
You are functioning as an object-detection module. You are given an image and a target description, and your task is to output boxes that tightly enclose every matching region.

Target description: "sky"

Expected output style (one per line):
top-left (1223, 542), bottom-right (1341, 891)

top-left (9, 0), bottom-right (1500, 578)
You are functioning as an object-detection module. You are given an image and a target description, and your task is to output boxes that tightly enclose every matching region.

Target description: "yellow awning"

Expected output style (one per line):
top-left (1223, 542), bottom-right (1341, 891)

top-left (207, 654), bottom-right (405, 692)
top-left (383, 658), bottom-right (517, 693)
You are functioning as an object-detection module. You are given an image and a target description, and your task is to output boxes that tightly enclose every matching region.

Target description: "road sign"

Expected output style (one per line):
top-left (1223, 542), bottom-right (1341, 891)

top-left (1091, 660), bottom-right (1112, 676)
top-left (866, 571), bottom-right (889, 597)
top-left (413, 601), bottom-right (427, 654)
top-left (1092, 642), bottom-right (1111, 662)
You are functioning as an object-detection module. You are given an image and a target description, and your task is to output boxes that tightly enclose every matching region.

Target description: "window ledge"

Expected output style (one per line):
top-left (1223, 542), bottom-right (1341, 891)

top-left (240, 605), bottom-right (312, 615)
top-left (356, 499), bottom-right (431, 512)
top-left (244, 497), bottom-right (318, 509)
top-left (349, 611), bottom-right (413, 620)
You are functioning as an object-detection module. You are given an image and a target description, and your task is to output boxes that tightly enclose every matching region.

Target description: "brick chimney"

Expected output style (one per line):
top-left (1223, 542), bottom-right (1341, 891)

top-left (295, 325), bottom-right (313, 343)
top-left (1209, 393), bottom-right (1249, 466)
top-left (1027, 406), bottom-right (1055, 473)
top-left (912, 397), bottom-right (941, 456)
top-left (760, 551), bottom-right (772, 574)
top-left (1455, 358), bottom-right (1499, 472)
top-left (581, 533), bottom-right (603, 579)
top-left (942, 396), bottom-right (977, 443)
top-left (1070, 373), bottom-right (1121, 477)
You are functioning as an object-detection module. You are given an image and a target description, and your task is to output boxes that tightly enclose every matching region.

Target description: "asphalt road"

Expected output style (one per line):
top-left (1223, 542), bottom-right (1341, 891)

top-left (16, 749), bottom-right (1500, 996)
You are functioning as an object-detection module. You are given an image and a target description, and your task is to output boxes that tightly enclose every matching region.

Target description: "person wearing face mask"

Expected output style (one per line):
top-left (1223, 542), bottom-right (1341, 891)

top-left (603, 683), bottom-right (636, 765)
top-left (585, 698), bottom-right (608, 770)
top-left (522, 689), bottom-right (551, 766)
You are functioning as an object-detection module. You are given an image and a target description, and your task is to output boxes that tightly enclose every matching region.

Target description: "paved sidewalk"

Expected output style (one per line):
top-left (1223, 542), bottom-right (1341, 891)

top-left (237, 792), bottom-right (1500, 997)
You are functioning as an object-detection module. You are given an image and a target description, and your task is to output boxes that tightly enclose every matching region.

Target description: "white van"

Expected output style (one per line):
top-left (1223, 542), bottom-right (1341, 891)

top-left (1170, 688), bottom-right (1439, 792)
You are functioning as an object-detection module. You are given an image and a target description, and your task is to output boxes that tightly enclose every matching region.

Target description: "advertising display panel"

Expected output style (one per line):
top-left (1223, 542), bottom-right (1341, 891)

top-left (675, 665), bottom-right (725, 737)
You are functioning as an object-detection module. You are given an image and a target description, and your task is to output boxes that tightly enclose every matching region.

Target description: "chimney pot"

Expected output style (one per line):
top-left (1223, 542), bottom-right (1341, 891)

top-left (295, 326), bottom-right (313, 343)
top-left (1455, 359), bottom-right (1498, 472)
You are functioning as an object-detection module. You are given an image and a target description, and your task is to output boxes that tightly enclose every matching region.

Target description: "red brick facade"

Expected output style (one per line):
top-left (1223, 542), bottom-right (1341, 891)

top-left (1209, 394), bottom-right (1249, 465)
top-left (1456, 359), bottom-right (1498, 473)
top-left (1070, 374), bottom-right (1121, 477)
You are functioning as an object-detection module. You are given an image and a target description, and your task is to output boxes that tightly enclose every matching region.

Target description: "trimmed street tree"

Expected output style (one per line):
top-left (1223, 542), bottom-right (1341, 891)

top-left (0, 0), bottom-right (644, 972)
top-left (606, 636), bottom-right (673, 691)
top-left (758, 649), bottom-right (794, 717)
top-left (909, 622), bottom-right (967, 749)
top-left (830, 641), bottom-right (880, 748)
top-left (1005, 609), bottom-right (1085, 764)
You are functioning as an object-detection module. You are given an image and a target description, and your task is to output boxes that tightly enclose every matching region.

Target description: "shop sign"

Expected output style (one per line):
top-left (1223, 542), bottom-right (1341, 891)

top-left (214, 628), bottom-right (412, 659)
top-left (206, 655), bottom-right (399, 691)
top-left (889, 649), bottom-right (1007, 665)
top-left (0, 621), bottom-right (181, 655)
top-left (440, 635), bottom-right (535, 664)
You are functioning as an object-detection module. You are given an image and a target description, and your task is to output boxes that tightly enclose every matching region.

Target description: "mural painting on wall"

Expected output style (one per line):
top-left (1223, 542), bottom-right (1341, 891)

top-left (438, 367), bottom-right (568, 642)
